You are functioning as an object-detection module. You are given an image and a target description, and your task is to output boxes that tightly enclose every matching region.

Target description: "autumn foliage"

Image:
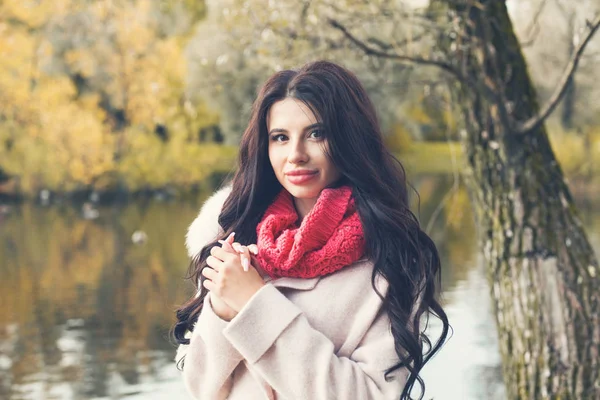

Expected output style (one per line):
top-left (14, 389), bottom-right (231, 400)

top-left (0, 0), bottom-right (234, 196)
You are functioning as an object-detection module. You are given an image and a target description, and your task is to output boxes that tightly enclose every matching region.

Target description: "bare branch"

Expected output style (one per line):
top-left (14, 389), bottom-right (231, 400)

top-left (520, 0), bottom-right (549, 47)
top-left (520, 23), bottom-right (540, 48)
top-left (327, 17), bottom-right (504, 104)
top-left (367, 32), bottom-right (428, 52)
top-left (516, 16), bottom-right (600, 134)
top-left (327, 18), bottom-right (460, 77)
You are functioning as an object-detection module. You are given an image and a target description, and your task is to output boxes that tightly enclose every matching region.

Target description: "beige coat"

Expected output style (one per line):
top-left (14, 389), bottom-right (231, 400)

top-left (176, 185), bottom-right (407, 399)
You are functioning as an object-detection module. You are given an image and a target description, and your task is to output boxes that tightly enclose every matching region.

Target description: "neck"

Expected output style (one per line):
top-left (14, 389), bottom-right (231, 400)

top-left (293, 196), bottom-right (318, 223)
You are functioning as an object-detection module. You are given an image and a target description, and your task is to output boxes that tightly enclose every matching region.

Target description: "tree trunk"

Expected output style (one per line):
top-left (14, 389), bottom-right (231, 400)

top-left (443, 1), bottom-right (600, 398)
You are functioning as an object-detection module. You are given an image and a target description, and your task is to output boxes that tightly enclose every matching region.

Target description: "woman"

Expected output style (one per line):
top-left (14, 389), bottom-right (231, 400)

top-left (173, 60), bottom-right (449, 399)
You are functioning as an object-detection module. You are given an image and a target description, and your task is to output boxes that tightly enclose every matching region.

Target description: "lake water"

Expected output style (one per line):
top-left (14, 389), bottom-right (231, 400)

top-left (1, 177), bottom-right (598, 400)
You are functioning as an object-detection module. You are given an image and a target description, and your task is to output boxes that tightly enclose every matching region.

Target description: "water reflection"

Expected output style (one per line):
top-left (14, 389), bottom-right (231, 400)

top-left (0, 178), bottom-right (598, 399)
top-left (0, 199), bottom-right (202, 399)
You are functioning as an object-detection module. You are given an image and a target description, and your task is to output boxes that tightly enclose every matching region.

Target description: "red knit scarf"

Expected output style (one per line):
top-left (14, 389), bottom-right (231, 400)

top-left (255, 185), bottom-right (365, 279)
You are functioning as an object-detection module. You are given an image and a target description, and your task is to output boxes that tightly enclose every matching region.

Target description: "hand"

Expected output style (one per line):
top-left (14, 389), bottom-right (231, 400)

top-left (205, 233), bottom-right (239, 321)
top-left (206, 233), bottom-right (257, 321)
top-left (203, 233), bottom-right (266, 313)
top-left (222, 238), bottom-right (268, 280)
top-left (208, 292), bottom-right (238, 321)
top-left (228, 242), bottom-right (267, 278)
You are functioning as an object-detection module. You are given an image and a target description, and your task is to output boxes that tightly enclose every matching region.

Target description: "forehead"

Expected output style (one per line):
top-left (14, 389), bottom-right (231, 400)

top-left (267, 98), bottom-right (320, 130)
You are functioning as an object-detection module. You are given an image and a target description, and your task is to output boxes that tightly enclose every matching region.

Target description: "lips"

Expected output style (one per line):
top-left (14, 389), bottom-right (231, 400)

top-left (285, 170), bottom-right (318, 185)
top-left (286, 169), bottom-right (318, 176)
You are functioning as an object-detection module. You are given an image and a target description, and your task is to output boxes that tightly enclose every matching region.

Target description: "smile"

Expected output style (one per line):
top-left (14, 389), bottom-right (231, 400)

top-left (286, 171), bottom-right (318, 185)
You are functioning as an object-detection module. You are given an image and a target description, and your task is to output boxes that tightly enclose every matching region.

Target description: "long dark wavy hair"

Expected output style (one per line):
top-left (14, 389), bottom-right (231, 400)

top-left (173, 60), bottom-right (450, 399)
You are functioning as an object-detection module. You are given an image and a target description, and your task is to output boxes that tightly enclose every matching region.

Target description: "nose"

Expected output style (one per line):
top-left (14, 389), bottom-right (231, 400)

top-left (287, 138), bottom-right (308, 164)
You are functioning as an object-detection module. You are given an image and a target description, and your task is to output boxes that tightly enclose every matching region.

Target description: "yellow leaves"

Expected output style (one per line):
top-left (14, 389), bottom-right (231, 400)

top-left (36, 76), bottom-right (77, 107)
top-left (118, 130), bottom-right (237, 191)
top-left (1, 0), bottom-right (48, 30)
top-left (385, 123), bottom-right (414, 153)
top-left (90, 1), bottom-right (110, 20)
top-left (0, 75), bottom-right (115, 192)
top-left (126, 38), bottom-right (187, 128)
top-left (0, 0), bottom-right (223, 195)
top-left (446, 187), bottom-right (471, 230)
top-left (406, 102), bottom-right (433, 125)
top-left (1, 0), bottom-right (78, 31)
top-left (64, 48), bottom-right (96, 78)
top-left (115, 20), bottom-right (155, 56)
top-left (0, 32), bottom-right (35, 121)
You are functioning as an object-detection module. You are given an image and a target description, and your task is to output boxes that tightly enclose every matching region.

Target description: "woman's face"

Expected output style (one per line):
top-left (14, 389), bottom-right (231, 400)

top-left (267, 98), bottom-right (341, 202)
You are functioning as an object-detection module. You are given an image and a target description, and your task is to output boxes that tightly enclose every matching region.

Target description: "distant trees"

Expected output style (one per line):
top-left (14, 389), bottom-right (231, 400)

top-left (184, 0), bottom-right (438, 143)
top-left (0, 0), bottom-right (233, 196)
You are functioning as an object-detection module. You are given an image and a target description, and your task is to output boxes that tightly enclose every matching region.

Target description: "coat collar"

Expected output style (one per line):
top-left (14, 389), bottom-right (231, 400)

top-left (264, 257), bottom-right (369, 291)
top-left (267, 275), bottom-right (321, 291)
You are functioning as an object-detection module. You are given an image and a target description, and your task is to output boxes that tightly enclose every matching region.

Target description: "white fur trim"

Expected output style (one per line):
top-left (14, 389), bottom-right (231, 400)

top-left (185, 184), bottom-right (233, 259)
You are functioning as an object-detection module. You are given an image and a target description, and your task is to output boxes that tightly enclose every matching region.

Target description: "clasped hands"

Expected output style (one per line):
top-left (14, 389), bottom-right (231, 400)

top-left (202, 232), bottom-right (266, 320)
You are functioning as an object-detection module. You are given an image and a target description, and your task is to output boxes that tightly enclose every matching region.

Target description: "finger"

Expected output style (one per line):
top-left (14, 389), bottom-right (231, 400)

top-left (226, 232), bottom-right (235, 244)
top-left (232, 242), bottom-right (243, 253)
top-left (218, 239), bottom-right (236, 254)
top-left (248, 244), bottom-right (258, 255)
top-left (210, 245), bottom-right (228, 261)
top-left (218, 232), bottom-right (237, 254)
top-left (202, 278), bottom-right (214, 292)
top-left (242, 246), bottom-right (250, 271)
top-left (237, 245), bottom-right (251, 272)
top-left (206, 255), bottom-right (223, 271)
top-left (201, 266), bottom-right (218, 281)
top-left (230, 242), bottom-right (253, 272)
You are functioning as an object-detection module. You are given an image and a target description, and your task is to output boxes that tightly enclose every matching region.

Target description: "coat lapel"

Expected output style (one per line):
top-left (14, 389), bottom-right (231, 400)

top-left (268, 275), bottom-right (321, 291)
top-left (265, 257), bottom-right (369, 291)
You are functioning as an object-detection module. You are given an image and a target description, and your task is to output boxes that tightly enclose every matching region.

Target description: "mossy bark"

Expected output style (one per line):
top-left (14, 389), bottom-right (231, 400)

top-left (440, 1), bottom-right (600, 398)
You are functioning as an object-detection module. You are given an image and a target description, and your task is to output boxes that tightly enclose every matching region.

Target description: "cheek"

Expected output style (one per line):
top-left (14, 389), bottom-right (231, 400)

top-left (325, 165), bottom-right (342, 182)
top-left (268, 148), bottom-right (283, 174)
top-left (315, 151), bottom-right (337, 177)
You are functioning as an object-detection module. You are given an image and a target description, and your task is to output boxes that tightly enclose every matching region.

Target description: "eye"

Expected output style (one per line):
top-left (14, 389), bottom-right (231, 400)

top-left (309, 129), bottom-right (324, 139)
top-left (271, 134), bottom-right (288, 142)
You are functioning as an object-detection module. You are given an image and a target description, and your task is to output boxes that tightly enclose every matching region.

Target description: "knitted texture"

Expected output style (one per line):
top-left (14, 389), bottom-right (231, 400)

top-left (256, 185), bottom-right (365, 279)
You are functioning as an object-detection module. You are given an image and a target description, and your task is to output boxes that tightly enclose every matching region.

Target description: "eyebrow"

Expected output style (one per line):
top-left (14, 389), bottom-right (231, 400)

top-left (268, 123), bottom-right (323, 135)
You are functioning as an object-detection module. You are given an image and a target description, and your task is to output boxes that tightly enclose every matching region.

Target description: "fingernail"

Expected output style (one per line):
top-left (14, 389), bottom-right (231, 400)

top-left (232, 243), bottom-right (242, 252)
top-left (242, 257), bottom-right (249, 271)
top-left (249, 246), bottom-right (258, 255)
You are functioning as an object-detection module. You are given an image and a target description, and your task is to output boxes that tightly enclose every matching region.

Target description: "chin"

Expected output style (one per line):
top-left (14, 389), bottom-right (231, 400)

top-left (282, 183), bottom-right (323, 199)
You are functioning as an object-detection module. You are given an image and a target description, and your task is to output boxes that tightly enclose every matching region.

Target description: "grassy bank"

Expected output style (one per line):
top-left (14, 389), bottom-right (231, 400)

top-left (0, 142), bottom-right (238, 203)
top-left (1, 131), bottom-right (598, 203)
top-left (398, 132), bottom-right (600, 181)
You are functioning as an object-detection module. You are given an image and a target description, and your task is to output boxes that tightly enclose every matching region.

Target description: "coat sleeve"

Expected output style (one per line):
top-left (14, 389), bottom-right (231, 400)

top-left (221, 283), bottom-right (408, 400)
top-left (174, 184), bottom-right (244, 399)
top-left (177, 291), bottom-right (245, 399)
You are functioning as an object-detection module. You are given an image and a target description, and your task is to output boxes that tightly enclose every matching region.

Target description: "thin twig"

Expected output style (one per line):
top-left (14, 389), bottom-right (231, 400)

top-left (515, 17), bottom-right (600, 134)
top-left (328, 17), bottom-right (504, 104)
top-left (328, 18), bottom-right (459, 78)
top-left (520, 0), bottom-right (549, 47)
